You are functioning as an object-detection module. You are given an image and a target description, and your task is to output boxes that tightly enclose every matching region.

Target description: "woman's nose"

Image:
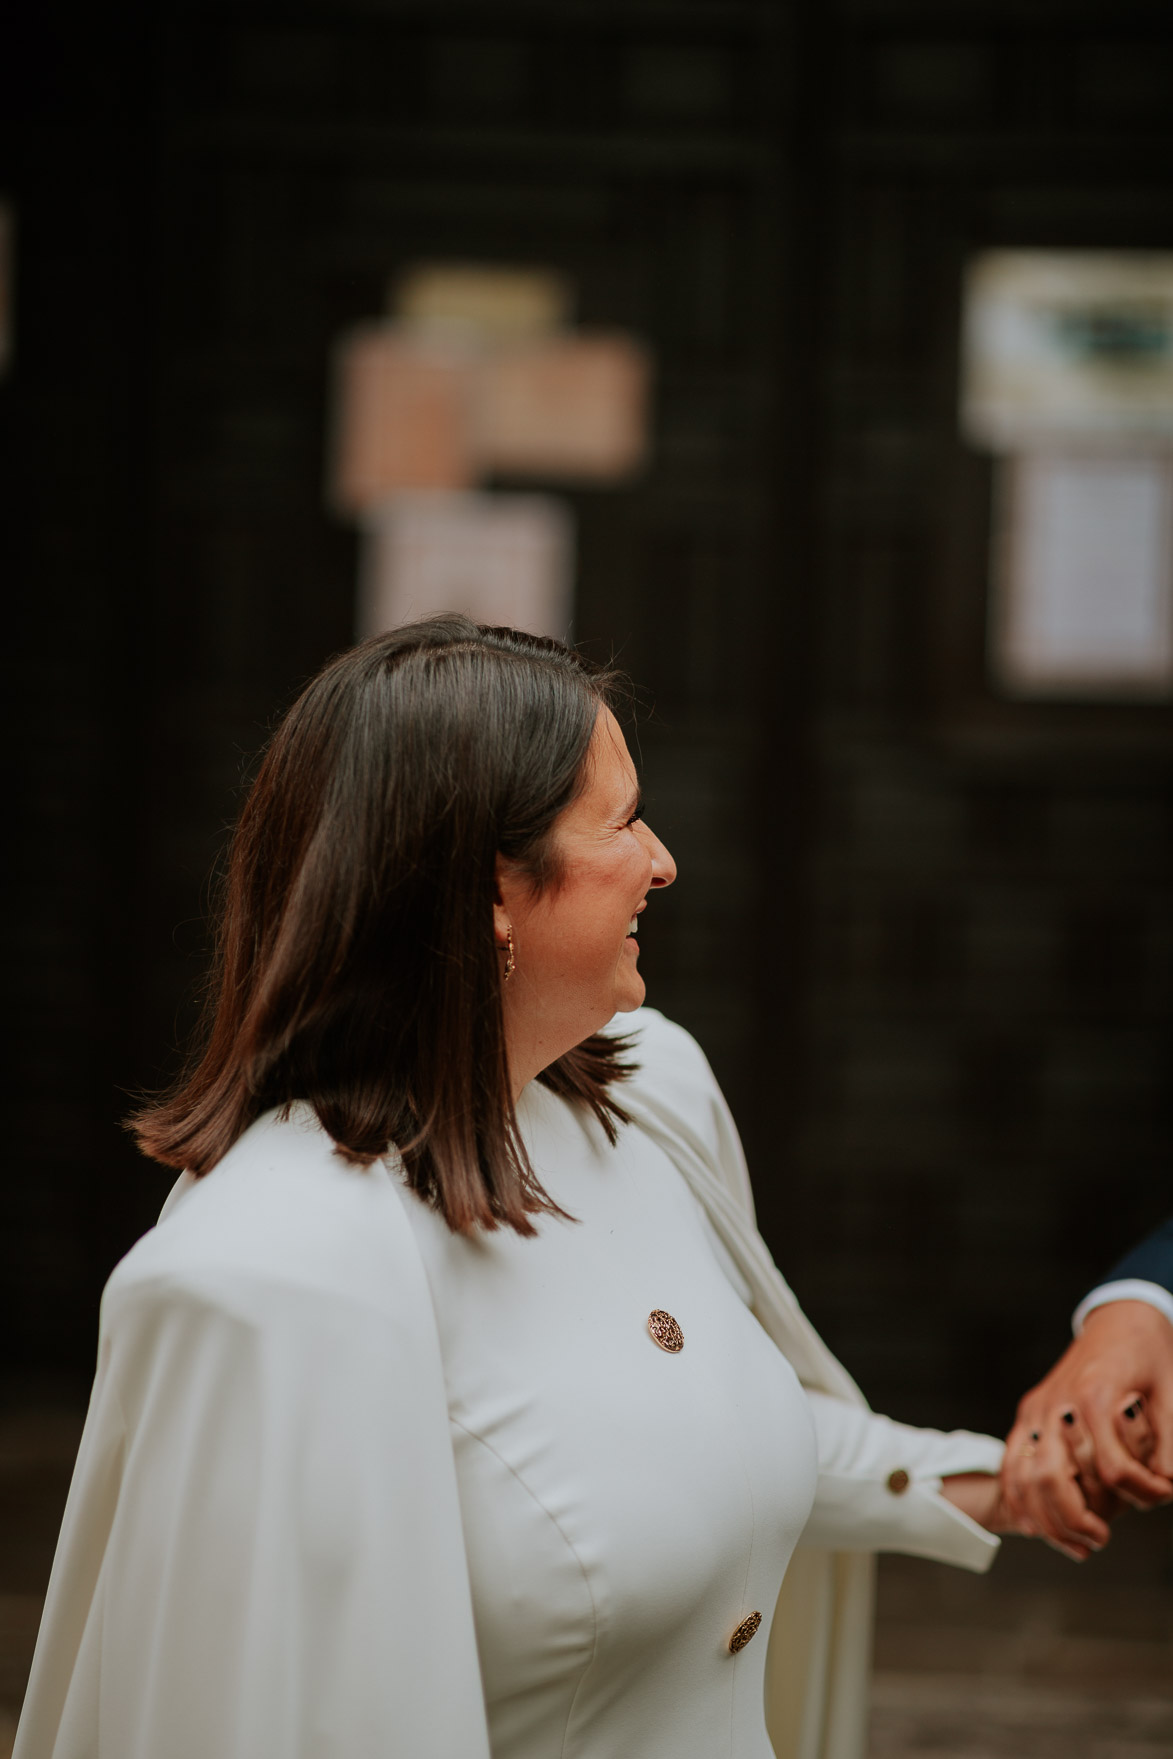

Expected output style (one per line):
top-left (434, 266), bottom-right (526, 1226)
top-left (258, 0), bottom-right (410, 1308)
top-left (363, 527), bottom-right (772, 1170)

top-left (641, 823), bottom-right (677, 889)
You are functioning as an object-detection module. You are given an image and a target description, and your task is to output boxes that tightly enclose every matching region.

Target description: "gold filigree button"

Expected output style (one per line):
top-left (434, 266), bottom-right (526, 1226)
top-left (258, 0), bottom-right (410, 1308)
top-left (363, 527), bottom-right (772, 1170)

top-left (886, 1468), bottom-right (910, 1495)
top-left (647, 1309), bottom-right (684, 1353)
top-left (729, 1611), bottom-right (761, 1654)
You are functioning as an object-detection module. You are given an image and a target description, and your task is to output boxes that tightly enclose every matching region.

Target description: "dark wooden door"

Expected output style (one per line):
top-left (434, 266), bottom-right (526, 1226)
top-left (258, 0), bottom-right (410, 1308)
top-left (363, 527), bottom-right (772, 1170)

top-left (4, 2), bottom-right (1171, 1441)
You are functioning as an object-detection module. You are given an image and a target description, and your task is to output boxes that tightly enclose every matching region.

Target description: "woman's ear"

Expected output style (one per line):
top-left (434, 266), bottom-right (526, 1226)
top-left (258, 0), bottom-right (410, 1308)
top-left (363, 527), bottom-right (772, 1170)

top-left (492, 853), bottom-right (512, 946)
top-left (495, 851), bottom-right (535, 938)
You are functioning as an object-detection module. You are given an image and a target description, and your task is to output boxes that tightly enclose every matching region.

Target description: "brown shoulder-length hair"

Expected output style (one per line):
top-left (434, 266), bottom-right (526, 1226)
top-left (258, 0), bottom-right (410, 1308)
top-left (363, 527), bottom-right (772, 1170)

top-left (130, 616), bottom-right (634, 1235)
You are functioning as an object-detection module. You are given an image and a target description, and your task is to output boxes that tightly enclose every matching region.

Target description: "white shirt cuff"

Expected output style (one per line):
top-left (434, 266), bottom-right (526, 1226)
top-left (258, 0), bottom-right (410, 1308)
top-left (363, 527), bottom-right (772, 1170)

top-left (800, 1394), bottom-right (1004, 1571)
top-left (1072, 1279), bottom-right (1173, 1335)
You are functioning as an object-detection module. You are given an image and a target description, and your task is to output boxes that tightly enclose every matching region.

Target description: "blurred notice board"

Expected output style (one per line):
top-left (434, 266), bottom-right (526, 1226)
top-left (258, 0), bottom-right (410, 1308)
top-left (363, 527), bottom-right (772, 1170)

top-left (962, 251), bottom-right (1173, 699)
top-left (992, 453), bottom-right (1173, 698)
top-left (328, 261), bottom-right (651, 642)
top-left (962, 251), bottom-right (1173, 449)
top-left (359, 492), bottom-right (573, 641)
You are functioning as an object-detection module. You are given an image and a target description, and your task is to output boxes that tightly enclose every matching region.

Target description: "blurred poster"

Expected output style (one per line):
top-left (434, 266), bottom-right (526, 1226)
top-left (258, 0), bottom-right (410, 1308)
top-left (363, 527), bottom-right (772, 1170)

top-left (962, 252), bottom-right (1173, 450)
top-left (330, 324), bottom-right (649, 512)
top-left (330, 262), bottom-right (652, 645)
top-left (329, 328), bottom-right (475, 512)
top-left (394, 263), bottom-right (571, 344)
top-left (991, 452), bottom-right (1173, 697)
top-left (358, 492), bottom-right (573, 641)
top-left (475, 335), bottom-right (649, 480)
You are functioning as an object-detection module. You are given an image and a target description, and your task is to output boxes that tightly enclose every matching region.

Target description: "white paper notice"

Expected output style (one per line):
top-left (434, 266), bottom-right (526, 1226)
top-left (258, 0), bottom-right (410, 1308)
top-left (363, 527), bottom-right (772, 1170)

top-left (358, 491), bottom-right (574, 641)
top-left (992, 452), bottom-right (1173, 697)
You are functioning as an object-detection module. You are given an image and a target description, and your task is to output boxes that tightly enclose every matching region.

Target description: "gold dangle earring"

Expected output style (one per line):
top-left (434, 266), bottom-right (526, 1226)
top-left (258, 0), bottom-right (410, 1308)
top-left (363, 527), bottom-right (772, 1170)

top-left (503, 926), bottom-right (516, 982)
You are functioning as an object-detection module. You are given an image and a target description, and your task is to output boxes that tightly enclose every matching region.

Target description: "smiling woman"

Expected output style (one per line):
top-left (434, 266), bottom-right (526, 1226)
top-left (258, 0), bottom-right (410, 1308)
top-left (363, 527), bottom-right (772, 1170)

top-left (129, 617), bottom-right (644, 1236)
top-left (16, 617), bottom-right (1024, 1759)
top-left (496, 705), bottom-right (676, 1093)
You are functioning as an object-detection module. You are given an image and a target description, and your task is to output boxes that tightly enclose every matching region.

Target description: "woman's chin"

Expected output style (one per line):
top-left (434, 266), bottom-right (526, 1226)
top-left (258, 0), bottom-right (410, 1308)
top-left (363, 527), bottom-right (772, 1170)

top-left (612, 971), bottom-right (647, 1014)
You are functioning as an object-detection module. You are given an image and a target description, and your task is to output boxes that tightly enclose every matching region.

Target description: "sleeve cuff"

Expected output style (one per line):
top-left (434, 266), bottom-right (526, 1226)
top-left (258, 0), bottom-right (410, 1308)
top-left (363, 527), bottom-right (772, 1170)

top-left (1072, 1280), bottom-right (1173, 1336)
top-left (800, 1393), bottom-right (1004, 1572)
top-left (799, 1470), bottom-right (1001, 1572)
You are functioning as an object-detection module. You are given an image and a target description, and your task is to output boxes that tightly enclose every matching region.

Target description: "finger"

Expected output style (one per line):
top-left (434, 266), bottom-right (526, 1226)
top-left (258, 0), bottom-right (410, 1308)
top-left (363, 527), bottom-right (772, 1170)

top-left (1032, 1430), bottom-right (1111, 1552)
top-left (1043, 1533), bottom-right (1092, 1564)
top-left (1060, 1405), bottom-right (1098, 1476)
top-left (1016, 1431), bottom-right (1099, 1558)
top-left (1013, 1432), bottom-right (1069, 1545)
top-left (1118, 1395), bottom-right (1157, 1467)
top-left (1001, 1420), bottom-right (1044, 1532)
top-left (1082, 1391), bottom-right (1173, 1507)
top-left (1009, 1421), bottom-right (1108, 1553)
top-left (1060, 1407), bottom-right (1116, 1515)
top-left (1142, 1387), bottom-right (1173, 1484)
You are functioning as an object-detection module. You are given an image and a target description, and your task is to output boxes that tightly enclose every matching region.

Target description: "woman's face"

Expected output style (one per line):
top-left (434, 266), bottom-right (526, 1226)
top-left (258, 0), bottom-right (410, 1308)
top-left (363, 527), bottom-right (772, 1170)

top-left (496, 707), bottom-right (676, 1087)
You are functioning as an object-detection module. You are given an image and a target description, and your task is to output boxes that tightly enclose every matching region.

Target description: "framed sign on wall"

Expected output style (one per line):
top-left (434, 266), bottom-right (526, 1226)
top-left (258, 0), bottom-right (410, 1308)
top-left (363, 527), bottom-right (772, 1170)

top-left (990, 451), bottom-right (1173, 699)
top-left (961, 251), bottom-right (1173, 703)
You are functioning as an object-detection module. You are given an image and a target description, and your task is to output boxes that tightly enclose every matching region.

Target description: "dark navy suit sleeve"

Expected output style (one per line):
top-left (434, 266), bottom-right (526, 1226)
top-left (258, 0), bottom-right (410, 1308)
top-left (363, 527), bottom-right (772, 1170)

top-left (1099, 1218), bottom-right (1173, 1296)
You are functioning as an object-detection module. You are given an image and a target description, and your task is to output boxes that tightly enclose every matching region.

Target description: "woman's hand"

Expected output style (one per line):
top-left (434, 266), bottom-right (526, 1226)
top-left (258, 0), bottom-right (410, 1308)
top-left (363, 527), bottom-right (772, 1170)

top-left (939, 1471), bottom-right (1031, 1538)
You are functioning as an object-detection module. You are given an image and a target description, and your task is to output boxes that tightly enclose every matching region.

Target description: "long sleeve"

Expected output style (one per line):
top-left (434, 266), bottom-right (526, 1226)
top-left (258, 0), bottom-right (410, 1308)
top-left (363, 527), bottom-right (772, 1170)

top-left (14, 1119), bottom-right (490, 1759)
top-left (617, 1008), bottom-right (1003, 1574)
top-left (1101, 1216), bottom-right (1173, 1293)
top-left (1071, 1217), bottom-right (1173, 1332)
top-left (800, 1394), bottom-right (1001, 1568)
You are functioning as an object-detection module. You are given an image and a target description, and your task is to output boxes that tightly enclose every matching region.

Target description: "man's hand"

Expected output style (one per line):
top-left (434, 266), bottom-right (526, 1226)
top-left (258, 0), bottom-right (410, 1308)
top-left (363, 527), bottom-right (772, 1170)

top-left (1002, 1301), bottom-right (1173, 1559)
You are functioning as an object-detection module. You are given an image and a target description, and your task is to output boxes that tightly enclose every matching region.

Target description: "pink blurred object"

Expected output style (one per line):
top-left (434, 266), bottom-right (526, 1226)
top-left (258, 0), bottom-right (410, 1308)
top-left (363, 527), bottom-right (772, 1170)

top-left (330, 327), bottom-right (650, 513)
top-left (473, 335), bottom-right (650, 480)
top-left (358, 492), bottom-right (572, 640)
top-left (330, 328), bottom-right (475, 511)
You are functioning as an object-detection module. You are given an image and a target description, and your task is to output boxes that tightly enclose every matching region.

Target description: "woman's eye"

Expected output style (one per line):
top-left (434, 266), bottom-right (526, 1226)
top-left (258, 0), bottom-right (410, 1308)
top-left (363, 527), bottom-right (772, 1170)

top-left (627, 808), bottom-right (644, 827)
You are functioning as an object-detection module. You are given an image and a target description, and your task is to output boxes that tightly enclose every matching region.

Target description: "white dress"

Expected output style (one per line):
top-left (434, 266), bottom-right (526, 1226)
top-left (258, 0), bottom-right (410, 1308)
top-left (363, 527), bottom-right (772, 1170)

top-left (404, 1074), bottom-right (819, 1759)
top-left (14, 1008), bottom-right (1003, 1759)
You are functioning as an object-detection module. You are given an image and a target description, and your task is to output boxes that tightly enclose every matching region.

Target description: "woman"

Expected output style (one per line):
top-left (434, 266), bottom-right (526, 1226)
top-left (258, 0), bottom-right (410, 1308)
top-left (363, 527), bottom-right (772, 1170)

top-left (16, 618), bottom-right (1017, 1759)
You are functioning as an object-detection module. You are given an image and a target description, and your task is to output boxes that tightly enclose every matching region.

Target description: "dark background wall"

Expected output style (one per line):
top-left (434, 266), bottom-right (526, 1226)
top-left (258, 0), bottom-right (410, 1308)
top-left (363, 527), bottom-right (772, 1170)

top-left (3, 0), bottom-right (1170, 1434)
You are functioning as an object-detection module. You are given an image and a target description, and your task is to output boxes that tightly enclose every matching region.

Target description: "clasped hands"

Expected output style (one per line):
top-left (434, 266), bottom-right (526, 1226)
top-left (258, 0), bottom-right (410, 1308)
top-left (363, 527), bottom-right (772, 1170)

top-left (937, 1301), bottom-right (1173, 1547)
top-left (997, 1300), bottom-right (1173, 1559)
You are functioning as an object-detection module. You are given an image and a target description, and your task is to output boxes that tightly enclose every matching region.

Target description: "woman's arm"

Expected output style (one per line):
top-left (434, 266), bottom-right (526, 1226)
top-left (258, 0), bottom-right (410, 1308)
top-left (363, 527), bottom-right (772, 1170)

top-left (618, 1011), bottom-right (1025, 1567)
top-left (799, 1391), bottom-right (1007, 1569)
top-left (16, 1136), bottom-right (491, 1759)
top-left (18, 1263), bottom-right (491, 1759)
